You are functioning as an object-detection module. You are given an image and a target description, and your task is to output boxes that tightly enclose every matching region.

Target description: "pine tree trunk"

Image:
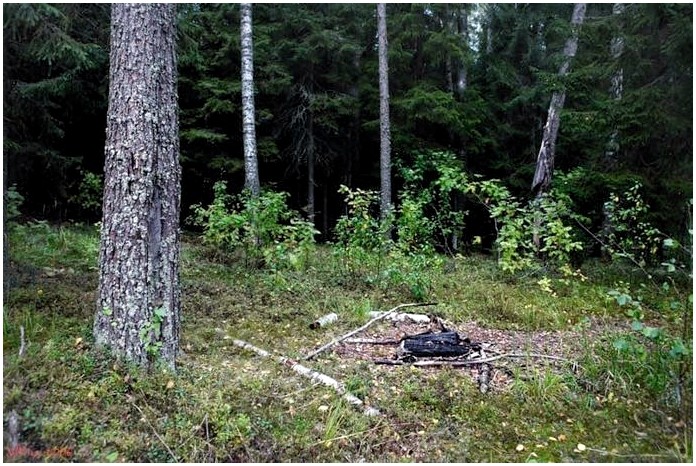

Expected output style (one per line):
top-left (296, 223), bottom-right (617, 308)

top-left (240, 3), bottom-right (260, 197)
top-left (95, 4), bottom-right (180, 370)
top-left (531, 3), bottom-right (586, 196)
top-left (377, 3), bottom-right (392, 220)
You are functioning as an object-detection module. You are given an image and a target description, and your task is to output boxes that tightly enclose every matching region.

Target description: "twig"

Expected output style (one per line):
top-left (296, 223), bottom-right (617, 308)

top-left (344, 338), bottom-right (401, 345)
top-left (131, 400), bottom-right (179, 462)
top-left (18, 325), bottom-right (26, 358)
top-left (232, 339), bottom-right (380, 416)
top-left (367, 310), bottom-right (431, 323)
top-left (374, 352), bottom-right (577, 367)
top-left (586, 447), bottom-right (676, 459)
top-left (305, 302), bottom-right (437, 360)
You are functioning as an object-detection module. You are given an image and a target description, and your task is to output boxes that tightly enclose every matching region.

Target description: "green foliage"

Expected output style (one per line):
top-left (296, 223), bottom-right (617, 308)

top-left (397, 150), bottom-right (468, 253)
top-left (139, 306), bottom-right (167, 359)
top-left (4, 184), bottom-right (25, 226)
top-left (190, 181), bottom-right (318, 270)
top-left (68, 171), bottom-right (103, 218)
top-left (333, 185), bottom-right (442, 300)
top-left (601, 183), bottom-right (664, 266)
top-left (468, 178), bottom-right (584, 274)
top-left (608, 283), bottom-right (691, 405)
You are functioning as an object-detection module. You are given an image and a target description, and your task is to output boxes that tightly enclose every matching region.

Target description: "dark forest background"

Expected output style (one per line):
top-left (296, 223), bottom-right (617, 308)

top-left (3, 3), bottom-right (692, 247)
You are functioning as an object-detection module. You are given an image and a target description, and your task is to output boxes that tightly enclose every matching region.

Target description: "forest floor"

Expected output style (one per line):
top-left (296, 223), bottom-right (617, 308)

top-left (3, 222), bottom-right (692, 462)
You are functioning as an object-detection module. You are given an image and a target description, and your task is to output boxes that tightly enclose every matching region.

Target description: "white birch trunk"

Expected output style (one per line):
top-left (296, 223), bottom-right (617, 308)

top-left (377, 3), bottom-right (392, 220)
top-left (604, 3), bottom-right (625, 168)
top-left (240, 3), bottom-right (260, 197)
top-left (531, 3), bottom-right (587, 196)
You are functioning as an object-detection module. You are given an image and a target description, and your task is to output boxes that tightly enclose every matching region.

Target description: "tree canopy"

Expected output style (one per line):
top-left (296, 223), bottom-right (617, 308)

top-left (3, 3), bottom-right (692, 239)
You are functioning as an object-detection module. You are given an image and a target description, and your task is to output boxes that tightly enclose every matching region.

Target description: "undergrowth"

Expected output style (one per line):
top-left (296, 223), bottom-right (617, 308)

top-left (2, 222), bottom-right (691, 462)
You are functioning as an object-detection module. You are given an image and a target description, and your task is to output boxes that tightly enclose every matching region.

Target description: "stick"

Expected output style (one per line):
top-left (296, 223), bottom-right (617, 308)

top-left (344, 338), bottom-right (401, 345)
top-left (374, 352), bottom-right (576, 367)
top-left (18, 325), bottom-right (26, 358)
top-left (131, 400), bottom-right (179, 462)
top-left (367, 311), bottom-right (431, 324)
top-left (304, 302), bottom-right (437, 360)
top-left (232, 339), bottom-right (380, 416)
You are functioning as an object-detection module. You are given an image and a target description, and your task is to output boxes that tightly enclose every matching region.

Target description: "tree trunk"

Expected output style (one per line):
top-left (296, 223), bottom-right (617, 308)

top-left (307, 100), bottom-right (315, 225)
top-left (95, 4), bottom-right (180, 370)
top-left (531, 3), bottom-right (586, 196)
top-left (456, 6), bottom-right (469, 98)
top-left (604, 3), bottom-right (625, 169)
top-left (377, 3), bottom-right (392, 220)
top-left (240, 3), bottom-right (260, 197)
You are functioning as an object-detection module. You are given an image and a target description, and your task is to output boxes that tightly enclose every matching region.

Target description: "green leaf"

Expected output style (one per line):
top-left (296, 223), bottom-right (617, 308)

top-left (154, 307), bottom-right (167, 319)
top-left (105, 451), bottom-right (119, 462)
top-left (669, 340), bottom-right (689, 358)
top-left (641, 326), bottom-right (661, 339)
top-left (631, 321), bottom-right (644, 331)
top-left (102, 306), bottom-right (112, 316)
top-left (613, 339), bottom-right (629, 351)
top-left (662, 238), bottom-right (675, 248)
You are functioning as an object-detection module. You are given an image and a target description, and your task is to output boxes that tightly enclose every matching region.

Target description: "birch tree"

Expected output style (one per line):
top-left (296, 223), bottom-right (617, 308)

top-left (377, 3), bottom-right (392, 220)
top-left (531, 3), bottom-right (587, 197)
top-left (604, 3), bottom-right (625, 169)
top-left (95, 4), bottom-right (180, 369)
top-left (240, 2), bottom-right (260, 196)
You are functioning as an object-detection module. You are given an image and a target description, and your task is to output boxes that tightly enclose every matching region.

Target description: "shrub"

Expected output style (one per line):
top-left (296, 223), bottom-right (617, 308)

top-left (190, 181), bottom-right (317, 270)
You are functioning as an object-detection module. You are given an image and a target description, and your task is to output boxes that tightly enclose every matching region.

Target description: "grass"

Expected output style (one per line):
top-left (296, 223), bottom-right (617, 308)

top-left (2, 222), bottom-right (692, 462)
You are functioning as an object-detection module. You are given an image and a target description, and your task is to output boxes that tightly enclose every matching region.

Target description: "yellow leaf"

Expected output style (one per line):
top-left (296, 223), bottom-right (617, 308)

top-left (166, 380), bottom-right (175, 389)
top-left (558, 434), bottom-right (567, 442)
top-left (516, 444), bottom-right (525, 452)
top-left (577, 443), bottom-right (587, 452)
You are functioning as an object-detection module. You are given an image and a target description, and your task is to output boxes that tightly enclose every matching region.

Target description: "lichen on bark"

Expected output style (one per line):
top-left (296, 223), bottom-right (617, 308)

top-left (95, 3), bottom-right (181, 370)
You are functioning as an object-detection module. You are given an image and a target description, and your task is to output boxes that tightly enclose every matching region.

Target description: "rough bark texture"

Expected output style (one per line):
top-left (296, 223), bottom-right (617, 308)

top-left (240, 3), bottom-right (260, 197)
top-left (531, 3), bottom-right (586, 196)
top-left (377, 3), bottom-right (392, 220)
top-left (95, 3), bottom-right (180, 369)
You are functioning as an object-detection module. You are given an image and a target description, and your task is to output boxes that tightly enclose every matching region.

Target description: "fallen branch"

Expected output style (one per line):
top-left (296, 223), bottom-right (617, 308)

top-left (18, 326), bottom-right (26, 358)
top-left (374, 352), bottom-right (577, 367)
top-left (305, 302), bottom-right (437, 361)
top-left (232, 339), bottom-right (380, 416)
top-left (367, 311), bottom-right (431, 324)
top-left (344, 338), bottom-right (400, 345)
top-left (131, 399), bottom-right (179, 463)
top-left (309, 312), bottom-right (338, 329)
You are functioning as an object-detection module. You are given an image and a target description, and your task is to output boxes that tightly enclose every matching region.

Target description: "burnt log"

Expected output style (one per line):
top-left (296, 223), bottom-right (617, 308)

top-left (400, 331), bottom-right (479, 358)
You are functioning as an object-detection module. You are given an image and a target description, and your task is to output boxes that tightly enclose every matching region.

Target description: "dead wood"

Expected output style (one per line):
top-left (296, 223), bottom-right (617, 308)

top-left (6, 410), bottom-right (20, 448)
top-left (367, 311), bottom-right (431, 324)
top-left (309, 312), bottom-right (338, 329)
top-left (374, 352), bottom-right (577, 367)
top-left (19, 325), bottom-right (26, 358)
top-left (232, 339), bottom-right (380, 416)
top-left (304, 302), bottom-right (437, 361)
top-left (478, 363), bottom-right (491, 394)
top-left (345, 338), bottom-right (401, 345)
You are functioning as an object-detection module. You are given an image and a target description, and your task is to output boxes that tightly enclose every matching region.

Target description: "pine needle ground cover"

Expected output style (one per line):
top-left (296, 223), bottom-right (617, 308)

top-left (3, 223), bottom-right (692, 462)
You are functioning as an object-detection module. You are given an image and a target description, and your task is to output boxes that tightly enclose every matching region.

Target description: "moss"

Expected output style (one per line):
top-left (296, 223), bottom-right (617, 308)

top-left (3, 223), bottom-right (692, 462)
